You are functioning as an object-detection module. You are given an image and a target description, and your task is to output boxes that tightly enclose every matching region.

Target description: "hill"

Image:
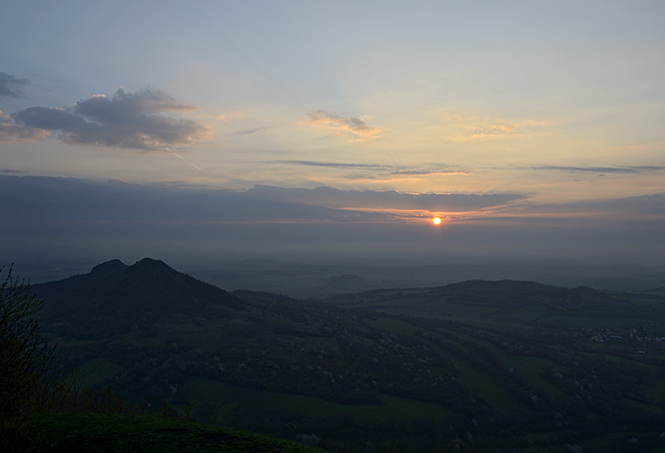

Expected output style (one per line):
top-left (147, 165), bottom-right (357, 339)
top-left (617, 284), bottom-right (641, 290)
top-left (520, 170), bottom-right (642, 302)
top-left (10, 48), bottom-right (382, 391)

top-left (33, 258), bottom-right (243, 337)
top-left (31, 259), bottom-right (665, 451)
top-left (35, 257), bottom-right (243, 315)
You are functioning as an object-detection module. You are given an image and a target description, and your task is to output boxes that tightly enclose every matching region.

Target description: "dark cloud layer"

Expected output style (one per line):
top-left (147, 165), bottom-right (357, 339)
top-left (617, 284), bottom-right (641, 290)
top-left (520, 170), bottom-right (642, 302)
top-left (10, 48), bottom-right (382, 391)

top-left (2, 175), bottom-right (664, 266)
top-left (246, 185), bottom-right (525, 212)
top-left (0, 72), bottom-right (29, 98)
top-left (0, 177), bottom-right (523, 237)
top-left (510, 193), bottom-right (665, 217)
top-left (0, 175), bottom-right (387, 225)
top-left (11, 88), bottom-right (210, 150)
top-left (0, 110), bottom-right (49, 142)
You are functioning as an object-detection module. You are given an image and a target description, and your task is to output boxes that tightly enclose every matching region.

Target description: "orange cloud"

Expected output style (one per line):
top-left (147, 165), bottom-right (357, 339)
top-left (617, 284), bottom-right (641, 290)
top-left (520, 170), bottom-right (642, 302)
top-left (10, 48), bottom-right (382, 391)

top-left (439, 110), bottom-right (554, 140)
top-left (301, 110), bottom-right (381, 139)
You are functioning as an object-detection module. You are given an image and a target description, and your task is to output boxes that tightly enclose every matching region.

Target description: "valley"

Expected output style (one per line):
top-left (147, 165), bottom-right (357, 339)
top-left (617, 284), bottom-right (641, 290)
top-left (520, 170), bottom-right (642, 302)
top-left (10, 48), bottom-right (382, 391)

top-left (31, 259), bottom-right (665, 451)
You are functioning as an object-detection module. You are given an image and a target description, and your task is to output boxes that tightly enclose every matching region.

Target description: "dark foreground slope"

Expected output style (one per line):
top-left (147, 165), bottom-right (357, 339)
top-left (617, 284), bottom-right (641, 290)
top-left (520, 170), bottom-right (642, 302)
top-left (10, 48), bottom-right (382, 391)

top-left (32, 259), bottom-right (665, 452)
top-left (3, 412), bottom-right (322, 453)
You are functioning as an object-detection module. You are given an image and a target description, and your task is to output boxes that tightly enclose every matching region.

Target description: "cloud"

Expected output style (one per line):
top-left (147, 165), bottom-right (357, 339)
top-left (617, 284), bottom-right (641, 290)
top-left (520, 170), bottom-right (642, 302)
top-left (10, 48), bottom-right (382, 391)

top-left (0, 175), bottom-right (524, 231)
top-left (234, 126), bottom-right (267, 135)
top-left (470, 124), bottom-right (519, 137)
top-left (270, 160), bottom-right (469, 183)
top-left (301, 110), bottom-right (381, 139)
top-left (2, 175), bottom-right (664, 266)
top-left (270, 159), bottom-right (390, 170)
top-left (246, 185), bottom-right (525, 212)
top-left (0, 175), bottom-right (389, 227)
top-left (0, 110), bottom-right (49, 142)
top-left (512, 193), bottom-right (665, 217)
top-left (387, 167), bottom-right (469, 176)
top-left (271, 160), bottom-right (468, 178)
top-left (0, 72), bottom-right (29, 98)
top-left (11, 87), bottom-right (211, 150)
top-left (439, 110), bottom-right (552, 140)
top-left (530, 165), bottom-right (665, 174)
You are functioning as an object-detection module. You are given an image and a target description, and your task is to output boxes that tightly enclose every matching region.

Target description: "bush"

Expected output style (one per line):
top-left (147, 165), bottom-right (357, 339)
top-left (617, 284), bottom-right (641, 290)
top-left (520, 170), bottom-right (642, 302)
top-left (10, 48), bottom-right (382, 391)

top-left (0, 265), bottom-right (70, 427)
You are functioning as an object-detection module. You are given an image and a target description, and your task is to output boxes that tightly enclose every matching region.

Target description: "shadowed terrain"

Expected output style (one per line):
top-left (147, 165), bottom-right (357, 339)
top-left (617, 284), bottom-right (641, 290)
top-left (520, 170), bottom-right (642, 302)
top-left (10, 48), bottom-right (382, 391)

top-left (28, 258), bottom-right (665, 451)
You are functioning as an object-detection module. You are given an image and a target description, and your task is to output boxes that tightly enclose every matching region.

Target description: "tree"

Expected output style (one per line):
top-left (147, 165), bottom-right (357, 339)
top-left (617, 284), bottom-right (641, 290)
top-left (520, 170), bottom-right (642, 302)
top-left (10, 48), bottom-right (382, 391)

top-left (0, 265), bottom-right (67, 427)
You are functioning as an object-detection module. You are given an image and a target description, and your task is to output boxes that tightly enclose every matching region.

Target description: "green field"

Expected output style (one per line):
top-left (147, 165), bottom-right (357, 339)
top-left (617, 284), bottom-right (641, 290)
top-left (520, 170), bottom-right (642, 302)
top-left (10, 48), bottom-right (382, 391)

top-left (3, 412), bottom-right (322, 453)
top-left (72, 358), bottom-right (123, 387)
top-left (180, 378), bottom-right (452, 423)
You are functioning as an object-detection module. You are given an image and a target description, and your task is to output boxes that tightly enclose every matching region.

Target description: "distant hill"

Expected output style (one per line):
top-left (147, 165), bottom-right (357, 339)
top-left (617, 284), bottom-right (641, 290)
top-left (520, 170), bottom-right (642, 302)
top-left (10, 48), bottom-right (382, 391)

top-left (326, 273), bottom-right (367, 290)
top-left (33, 258), bottom-right (243, 324)
top-left (438, 279), bottom-right (611, 307)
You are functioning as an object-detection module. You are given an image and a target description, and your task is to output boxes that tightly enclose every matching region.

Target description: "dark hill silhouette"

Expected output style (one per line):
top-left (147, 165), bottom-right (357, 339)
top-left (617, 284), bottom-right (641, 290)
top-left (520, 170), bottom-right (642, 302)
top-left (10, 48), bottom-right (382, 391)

top-left (33, 258), bottom-right (243, 319)
top-left (433, 279), bottom-right (611, 307)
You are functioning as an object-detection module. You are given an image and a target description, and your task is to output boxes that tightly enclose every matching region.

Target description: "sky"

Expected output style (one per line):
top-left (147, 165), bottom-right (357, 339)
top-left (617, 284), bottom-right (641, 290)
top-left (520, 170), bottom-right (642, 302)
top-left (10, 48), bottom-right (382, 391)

top-left (1, 1), bottom-right (665, 269)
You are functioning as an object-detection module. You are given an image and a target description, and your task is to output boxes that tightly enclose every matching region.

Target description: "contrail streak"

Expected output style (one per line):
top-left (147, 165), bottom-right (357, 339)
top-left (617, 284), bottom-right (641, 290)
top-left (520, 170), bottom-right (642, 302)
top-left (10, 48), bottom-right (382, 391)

top-left (165, 147), bottom-right (209, 176)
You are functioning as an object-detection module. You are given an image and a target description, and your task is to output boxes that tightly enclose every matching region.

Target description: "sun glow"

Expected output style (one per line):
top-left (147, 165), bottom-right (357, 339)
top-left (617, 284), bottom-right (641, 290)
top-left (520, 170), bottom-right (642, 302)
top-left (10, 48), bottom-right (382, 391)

top-left (432, 217), bottom-right (442, 225)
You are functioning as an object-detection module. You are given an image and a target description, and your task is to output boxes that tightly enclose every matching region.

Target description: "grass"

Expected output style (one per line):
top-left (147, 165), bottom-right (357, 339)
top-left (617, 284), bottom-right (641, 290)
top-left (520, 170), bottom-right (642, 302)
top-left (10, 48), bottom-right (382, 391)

top-left (72, 358), bottom-right (123, 387)
top-left (451, 358), bottom-right (526, 416)
top-left (484, 304), bottom-right (553, 323)
top-left (2, 412), bottom-right (323, 453)
top-left (639, 377), bottom-right (665, 403)
top-left (539, 313), bottom-right (651, 330)
top-left (180, 378), bottom-right (452, 423)
top-left (501, 354), bottom-right (567, 399)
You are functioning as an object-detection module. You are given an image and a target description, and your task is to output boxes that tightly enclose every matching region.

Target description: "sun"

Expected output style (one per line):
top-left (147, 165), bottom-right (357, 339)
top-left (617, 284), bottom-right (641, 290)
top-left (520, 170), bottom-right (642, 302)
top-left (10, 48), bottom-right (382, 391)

top-left (432, 217), bottom-right (442, 225)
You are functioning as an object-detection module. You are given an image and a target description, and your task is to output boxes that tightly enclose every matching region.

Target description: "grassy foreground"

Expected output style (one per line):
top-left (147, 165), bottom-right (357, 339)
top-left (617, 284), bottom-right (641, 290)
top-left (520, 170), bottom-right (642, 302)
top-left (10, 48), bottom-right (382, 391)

top-left (2, 412), bottom-right (324, 453)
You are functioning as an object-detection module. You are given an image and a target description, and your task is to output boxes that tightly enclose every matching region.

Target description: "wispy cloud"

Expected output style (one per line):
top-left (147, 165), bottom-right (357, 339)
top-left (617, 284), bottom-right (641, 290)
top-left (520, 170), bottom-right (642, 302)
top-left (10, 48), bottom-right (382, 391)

top-left (470, 124), bottom-right (519, 137)
top-left (271, 161), bottom-right (467, 179)
top-left (270, 159), bottom-right (390, 170)
top-left (530, 165), bottom-right (665, 174)
top-left (11, 87), bottom-right (211, 150)
top-left (233, 126), bottom-right (267, 135)
top-left (439, 110), bottom-right (553, 140)
top-left (343, 167), bottom-right (470, 183)
top-left (387, 168), bottom-right (469, 176)
top-left (301, 110), bottom-right (381, 139)
top-left (247, 185), bottom-right (525, 212)
top-left (0, 72), bottom-right (29, 98)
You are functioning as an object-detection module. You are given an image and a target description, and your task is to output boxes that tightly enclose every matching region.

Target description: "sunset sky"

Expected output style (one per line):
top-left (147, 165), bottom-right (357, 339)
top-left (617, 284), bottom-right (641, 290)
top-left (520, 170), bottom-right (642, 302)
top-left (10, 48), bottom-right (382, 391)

top-left (1, 1), bottom-right (664, 268)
